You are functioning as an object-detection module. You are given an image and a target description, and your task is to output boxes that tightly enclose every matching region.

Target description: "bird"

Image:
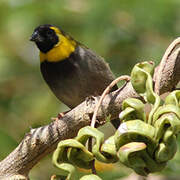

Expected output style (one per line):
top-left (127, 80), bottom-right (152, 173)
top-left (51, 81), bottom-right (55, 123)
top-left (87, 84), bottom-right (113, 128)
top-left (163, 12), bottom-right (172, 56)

top-left (30, 24), bottom-right (120, 129)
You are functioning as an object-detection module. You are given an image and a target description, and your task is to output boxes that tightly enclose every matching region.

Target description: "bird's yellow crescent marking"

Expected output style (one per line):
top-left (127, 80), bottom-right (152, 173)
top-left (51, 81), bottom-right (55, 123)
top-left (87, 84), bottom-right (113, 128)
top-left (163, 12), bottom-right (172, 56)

top-left (40, 27), bottom-right (77, 62)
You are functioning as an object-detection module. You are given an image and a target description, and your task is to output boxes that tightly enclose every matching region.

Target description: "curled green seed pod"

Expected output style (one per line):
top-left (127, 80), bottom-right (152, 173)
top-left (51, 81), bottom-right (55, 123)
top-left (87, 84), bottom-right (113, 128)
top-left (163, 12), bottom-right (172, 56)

top-left (131, 61), bottom-right (161, 125)
top-left (75, 126), bottom-right (105, 162)
top-left (154, 113), bottom-right (180, 141)
top-left (120, 98), bottom-right (146, 122)
top-left (153, 90), bottom-right (180, 162)
top-left (100, 136), bottom-right (119, 163)
top-left (76, 126), bottom-right (118, 163)
top-left (118, 142), bottom-right (147, 176)
top-left (118, 142), bottom-right (166, 176)
top-left (165, 90), bottom-right (180, 106)
top-left (114, 120), bottom-right (157, 156)
top-left (51, 162), bottom-right (76, 180)
top-left (75, 126), bottom-right (104, 146)
top-left (155, 129), bottom-right (177, 163)
top-left (131, 61), bottom-right (154, 100)
top-left (53, 139), bottom-right (94, 169)
top-left (153, 104), bottom-right (180, 125)
top-left (153, 104), bottom-right (180, 140)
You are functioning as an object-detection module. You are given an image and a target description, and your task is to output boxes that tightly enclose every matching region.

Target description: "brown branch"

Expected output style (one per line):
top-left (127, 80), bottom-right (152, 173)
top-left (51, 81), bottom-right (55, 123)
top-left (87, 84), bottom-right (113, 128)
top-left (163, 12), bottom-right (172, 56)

top-left (0, 38), bottom-right (180, 179)
top-left (154, 37), bottom-right (180, 94)
top-left (91, 75), bottom-right (131, 127)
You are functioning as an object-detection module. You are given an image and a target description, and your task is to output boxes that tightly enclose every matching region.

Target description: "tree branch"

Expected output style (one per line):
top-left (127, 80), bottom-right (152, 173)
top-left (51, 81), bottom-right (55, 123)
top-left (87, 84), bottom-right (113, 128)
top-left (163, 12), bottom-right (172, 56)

top-left (0, 38), bottom-right (180, 179)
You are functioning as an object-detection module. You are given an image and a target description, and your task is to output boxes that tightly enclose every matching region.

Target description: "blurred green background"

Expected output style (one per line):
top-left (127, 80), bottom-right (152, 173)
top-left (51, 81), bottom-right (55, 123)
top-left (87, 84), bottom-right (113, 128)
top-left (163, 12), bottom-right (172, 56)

top-left (0, 0), bottom-right (180, 179)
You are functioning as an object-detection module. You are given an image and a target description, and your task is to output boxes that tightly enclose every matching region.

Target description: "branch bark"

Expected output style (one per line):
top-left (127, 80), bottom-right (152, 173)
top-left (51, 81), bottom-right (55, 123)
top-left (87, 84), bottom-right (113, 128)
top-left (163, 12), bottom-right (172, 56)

top-left (0, 38), bottom-right (180, 180)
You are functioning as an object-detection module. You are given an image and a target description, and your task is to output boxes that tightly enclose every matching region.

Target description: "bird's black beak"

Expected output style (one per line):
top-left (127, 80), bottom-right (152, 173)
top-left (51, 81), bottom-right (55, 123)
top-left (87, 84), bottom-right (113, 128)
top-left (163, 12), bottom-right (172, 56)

top-left (30, 31), bottom-right (40, 42)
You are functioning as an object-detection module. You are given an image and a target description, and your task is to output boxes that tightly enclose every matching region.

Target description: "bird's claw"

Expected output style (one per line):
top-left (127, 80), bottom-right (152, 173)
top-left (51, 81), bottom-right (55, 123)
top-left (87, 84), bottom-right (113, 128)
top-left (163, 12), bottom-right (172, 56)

top-left (51, 112), bottom-right (65, 121)
top-left (85, 96), bottom-right (99, 106)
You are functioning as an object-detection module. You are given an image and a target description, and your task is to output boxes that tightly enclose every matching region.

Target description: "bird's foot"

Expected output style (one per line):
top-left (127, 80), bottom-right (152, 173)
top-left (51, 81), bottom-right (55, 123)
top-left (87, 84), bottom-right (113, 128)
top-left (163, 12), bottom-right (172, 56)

top-left (51, 111), bottom-right (69, 121)
top-left (85, 96), bottom-right (99, 107)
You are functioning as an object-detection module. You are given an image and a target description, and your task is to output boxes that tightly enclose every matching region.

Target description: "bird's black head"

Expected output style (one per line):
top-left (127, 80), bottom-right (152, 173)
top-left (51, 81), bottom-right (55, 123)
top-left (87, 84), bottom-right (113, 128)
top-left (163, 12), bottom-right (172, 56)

top-left (30, 24), bottom-right (59, 53)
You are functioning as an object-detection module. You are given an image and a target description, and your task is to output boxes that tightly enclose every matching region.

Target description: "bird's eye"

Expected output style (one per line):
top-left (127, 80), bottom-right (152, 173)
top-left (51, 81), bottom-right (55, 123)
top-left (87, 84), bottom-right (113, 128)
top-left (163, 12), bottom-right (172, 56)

top-left (47, 30), bottom-right (53, 36)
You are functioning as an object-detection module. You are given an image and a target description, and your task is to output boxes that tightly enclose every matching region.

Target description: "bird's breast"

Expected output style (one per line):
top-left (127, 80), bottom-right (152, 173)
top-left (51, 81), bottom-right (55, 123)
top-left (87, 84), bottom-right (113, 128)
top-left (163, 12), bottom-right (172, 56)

top-left (40, 46), bottom-right (116, 108)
